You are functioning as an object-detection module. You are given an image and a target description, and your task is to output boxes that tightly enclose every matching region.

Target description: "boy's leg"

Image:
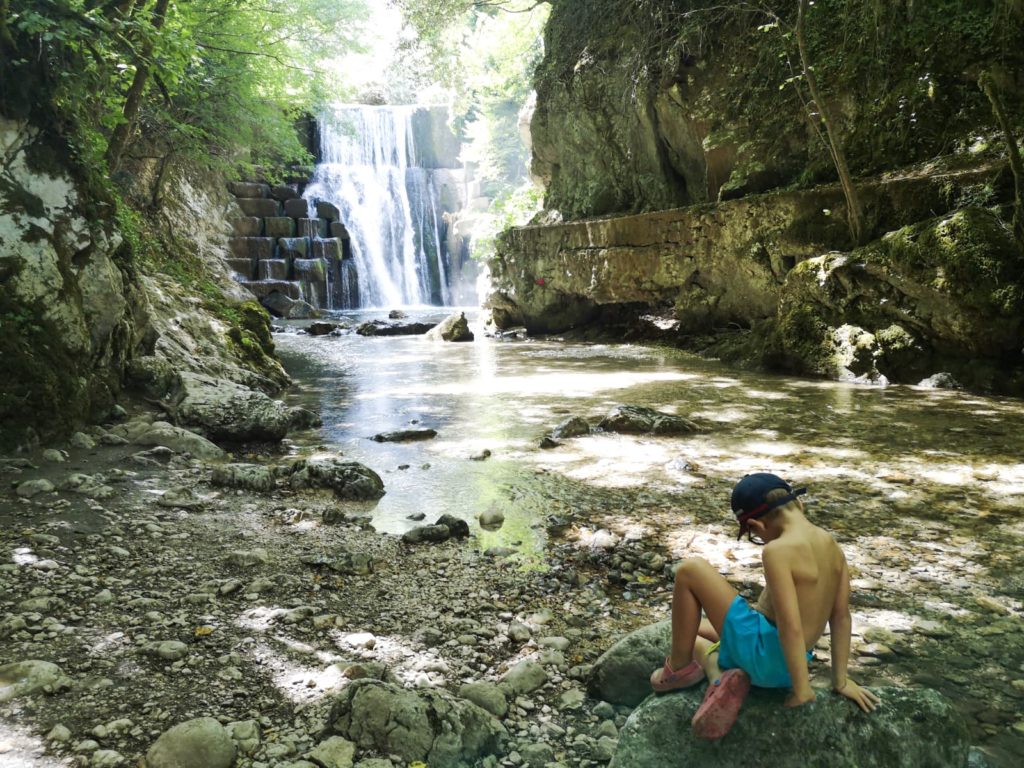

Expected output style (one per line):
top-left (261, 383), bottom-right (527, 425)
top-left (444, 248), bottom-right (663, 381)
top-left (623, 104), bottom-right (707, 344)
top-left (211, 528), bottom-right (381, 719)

top-left (698, 617), bottom-right (719, 642)
top-left (668, 558), bottom-right (738, 670)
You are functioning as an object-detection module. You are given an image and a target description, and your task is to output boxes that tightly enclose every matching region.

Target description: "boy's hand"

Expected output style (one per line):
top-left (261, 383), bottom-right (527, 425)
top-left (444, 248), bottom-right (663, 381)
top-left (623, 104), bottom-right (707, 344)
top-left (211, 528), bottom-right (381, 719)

top-left (834, 679), bottom-right (881, 713)
top-left (784, 686), bottom-right (816, 708)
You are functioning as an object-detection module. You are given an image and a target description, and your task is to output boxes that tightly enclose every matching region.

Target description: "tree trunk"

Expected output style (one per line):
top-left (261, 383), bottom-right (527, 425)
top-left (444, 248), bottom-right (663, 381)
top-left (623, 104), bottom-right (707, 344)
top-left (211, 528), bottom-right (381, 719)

top-left (105, 0), bottom-right (170, 172)
top-left (980, 71), bottom-right (1024, 244)
top-left (796, 0), bottom-right (866, 246)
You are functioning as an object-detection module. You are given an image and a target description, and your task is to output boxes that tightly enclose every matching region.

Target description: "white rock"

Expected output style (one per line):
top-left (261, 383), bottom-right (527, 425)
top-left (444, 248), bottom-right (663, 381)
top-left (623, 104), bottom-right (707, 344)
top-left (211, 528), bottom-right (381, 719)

top-left (91, 749), bottom-right (124, 766)
top-left (307, 736), bottom-right (356, 768)
top-left (47, 724), bottom-right (72, 742)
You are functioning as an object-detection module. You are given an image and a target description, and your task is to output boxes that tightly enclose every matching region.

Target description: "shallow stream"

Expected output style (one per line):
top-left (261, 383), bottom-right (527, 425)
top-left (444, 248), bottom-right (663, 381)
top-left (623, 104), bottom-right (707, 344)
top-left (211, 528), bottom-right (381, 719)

top-left (277, 308), bottom-right (1024, 759)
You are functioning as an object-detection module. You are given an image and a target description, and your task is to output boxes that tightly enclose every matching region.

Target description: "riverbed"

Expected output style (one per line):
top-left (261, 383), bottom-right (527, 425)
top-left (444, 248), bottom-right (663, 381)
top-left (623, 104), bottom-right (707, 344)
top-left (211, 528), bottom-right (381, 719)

top-left (1, 310), bottom-right (1022, 767)
top-left (278, 309), bottom-right (1024, 761)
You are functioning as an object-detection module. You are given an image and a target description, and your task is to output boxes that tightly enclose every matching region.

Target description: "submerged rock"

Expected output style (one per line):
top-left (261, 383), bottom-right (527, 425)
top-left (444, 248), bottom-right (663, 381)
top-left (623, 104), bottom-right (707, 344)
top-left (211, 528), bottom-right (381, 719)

top-left (610, 686), bottom-right (968, 768)
top-left (326, 679), bottom-right (505, 766)
top-left (371, 428), bottom-right (437, 442)
top-left (598, 405), bottom-right (699, 435)
top-left (356, 320), bottom-right (434, 337)
top-left (550, 416), bottom-right (591, 439)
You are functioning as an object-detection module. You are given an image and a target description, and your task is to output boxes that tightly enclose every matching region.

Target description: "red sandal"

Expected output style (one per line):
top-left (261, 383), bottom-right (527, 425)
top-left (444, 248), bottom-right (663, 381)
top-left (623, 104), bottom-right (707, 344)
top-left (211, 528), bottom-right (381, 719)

top-left (691, 669), bottom-right (751, 739)
top-left (650, 657), bottom-right (706, 692)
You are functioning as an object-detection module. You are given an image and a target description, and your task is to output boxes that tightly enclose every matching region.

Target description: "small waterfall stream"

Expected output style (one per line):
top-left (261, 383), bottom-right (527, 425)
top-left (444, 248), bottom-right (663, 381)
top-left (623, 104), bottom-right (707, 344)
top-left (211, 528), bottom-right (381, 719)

top-left (303, 105), bottom-right (453, 308)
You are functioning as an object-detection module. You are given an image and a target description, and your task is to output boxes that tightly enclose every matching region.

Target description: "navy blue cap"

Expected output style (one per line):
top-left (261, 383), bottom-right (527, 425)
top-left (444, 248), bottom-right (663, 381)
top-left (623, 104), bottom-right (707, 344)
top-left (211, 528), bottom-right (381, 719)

top-left (731, 473), bottom-right (806, 539)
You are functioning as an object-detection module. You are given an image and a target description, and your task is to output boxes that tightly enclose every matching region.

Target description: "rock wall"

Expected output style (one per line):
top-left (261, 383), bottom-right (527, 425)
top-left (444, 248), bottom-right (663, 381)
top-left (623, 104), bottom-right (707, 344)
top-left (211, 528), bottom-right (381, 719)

top-left (486, 167), bottom-right (1024, 391)
top-left (532, 1), bottom-right (1023, 220)
top-left (0, 117), bottom-right (140, 447)
top-left (0, 115), bottom-right (289, 449)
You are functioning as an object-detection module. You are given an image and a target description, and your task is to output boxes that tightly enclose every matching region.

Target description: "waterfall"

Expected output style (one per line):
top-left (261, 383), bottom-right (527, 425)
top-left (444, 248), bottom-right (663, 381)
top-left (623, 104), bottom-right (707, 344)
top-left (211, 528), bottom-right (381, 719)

top-left (303, 105), bottom-right (452, 308)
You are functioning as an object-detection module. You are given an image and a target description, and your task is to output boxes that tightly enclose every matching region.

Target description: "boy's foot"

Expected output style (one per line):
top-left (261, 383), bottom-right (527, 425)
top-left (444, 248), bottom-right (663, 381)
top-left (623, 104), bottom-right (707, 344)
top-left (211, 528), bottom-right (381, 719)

top-left (691, 669), bottom-right (751, 739)
top-left (650, 657), bottom-right (705, 692)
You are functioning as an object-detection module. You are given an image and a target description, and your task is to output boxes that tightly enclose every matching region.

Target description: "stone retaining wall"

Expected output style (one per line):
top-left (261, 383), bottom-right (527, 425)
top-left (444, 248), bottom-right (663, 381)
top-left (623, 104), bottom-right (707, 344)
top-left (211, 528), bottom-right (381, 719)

top-left (226, 181), bottom-right (355, 312)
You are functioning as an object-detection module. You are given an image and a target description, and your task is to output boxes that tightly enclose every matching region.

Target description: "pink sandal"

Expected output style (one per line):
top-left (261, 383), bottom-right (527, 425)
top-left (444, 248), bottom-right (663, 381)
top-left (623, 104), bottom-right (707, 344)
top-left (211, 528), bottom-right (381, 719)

top-left (650, 657), bottom-right (706, 692)
top-left (691, 669), bottom-right (751, 739)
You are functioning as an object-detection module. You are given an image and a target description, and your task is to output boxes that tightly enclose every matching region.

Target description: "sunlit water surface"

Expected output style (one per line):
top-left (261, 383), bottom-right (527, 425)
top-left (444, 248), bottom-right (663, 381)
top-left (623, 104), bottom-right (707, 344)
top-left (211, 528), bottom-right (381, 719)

top-left (276, 310), bottom-right (1024, 575)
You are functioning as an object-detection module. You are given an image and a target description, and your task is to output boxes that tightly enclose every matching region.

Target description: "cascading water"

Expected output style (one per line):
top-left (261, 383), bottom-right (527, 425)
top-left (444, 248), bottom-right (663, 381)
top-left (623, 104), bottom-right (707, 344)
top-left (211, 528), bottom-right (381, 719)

top-left (303, 105), bottom-right (453, 308)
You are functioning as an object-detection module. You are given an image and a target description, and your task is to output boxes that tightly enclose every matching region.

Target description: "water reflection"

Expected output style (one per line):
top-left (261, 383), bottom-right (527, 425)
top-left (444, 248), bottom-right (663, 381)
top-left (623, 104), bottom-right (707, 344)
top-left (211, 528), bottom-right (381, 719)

top-left (277, 309), bottom-right (1024, 567)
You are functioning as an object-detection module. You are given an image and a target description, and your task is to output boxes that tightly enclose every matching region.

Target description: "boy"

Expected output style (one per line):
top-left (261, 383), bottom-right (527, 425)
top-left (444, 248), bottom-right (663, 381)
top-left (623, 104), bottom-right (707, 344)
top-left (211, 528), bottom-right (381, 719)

top-left (649, 473), bottom-right (879, 739)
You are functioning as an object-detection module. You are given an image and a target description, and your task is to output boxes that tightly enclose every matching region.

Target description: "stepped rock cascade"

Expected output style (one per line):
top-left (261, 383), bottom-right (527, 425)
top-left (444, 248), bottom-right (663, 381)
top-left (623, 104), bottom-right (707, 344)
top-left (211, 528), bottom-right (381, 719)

top-left (303, 105), bottom-right (456, 308)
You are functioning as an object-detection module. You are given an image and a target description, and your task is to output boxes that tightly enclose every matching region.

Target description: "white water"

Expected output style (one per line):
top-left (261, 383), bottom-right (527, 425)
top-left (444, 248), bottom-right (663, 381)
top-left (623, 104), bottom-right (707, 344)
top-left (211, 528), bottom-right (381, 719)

top-left (303, 105), bottom-right (451, 308)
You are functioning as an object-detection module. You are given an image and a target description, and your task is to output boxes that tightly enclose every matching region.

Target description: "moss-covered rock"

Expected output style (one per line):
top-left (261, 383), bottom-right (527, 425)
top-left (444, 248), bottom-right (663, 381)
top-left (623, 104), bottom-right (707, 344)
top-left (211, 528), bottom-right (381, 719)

top-left (772, 207), bottom-right (1024, 389)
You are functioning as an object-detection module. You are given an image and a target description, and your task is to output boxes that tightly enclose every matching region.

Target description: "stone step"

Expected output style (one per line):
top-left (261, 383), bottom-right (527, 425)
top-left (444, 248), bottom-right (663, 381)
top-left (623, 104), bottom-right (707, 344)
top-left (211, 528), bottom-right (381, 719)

top-left (312, 238), bottom-right (342, 261)
top-left (293, 259), bottom-right (328, 309)
top-left (229, 181), bottom-right (270, 198)
top-left (315, 201), bottom-right (341, 221)
top-left (284, 198), bottom-right (310, 218)
top-left (228, 237), bottom-right (275, 262)
top-left (298, 218), bottom-right (328, 238)
top-left (271, 184), bottom-right (300, 201)
top-left (277, 237), bottom-right (309, 260)
top-left (330, 222), bottom-right (350, 240)
top-left (226, 258), bottom-right (257, 279)
top-left (232, 217), bottom-right (262, 236)
top-left (258, 259), bottom-right (289, 281)
top-left (236, 198), bottom-right (281, 218)
top-left (265, 217), bottom-right (296, 238)
top-left (238, 279), bottom-right (302, 301)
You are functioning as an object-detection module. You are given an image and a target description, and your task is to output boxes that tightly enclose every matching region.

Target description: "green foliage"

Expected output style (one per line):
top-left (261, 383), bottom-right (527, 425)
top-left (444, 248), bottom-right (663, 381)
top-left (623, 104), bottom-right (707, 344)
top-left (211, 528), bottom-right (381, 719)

top-left (1, 0), bottom-right (369, 181)
top-left (471, 181), bottom-right (543, 260)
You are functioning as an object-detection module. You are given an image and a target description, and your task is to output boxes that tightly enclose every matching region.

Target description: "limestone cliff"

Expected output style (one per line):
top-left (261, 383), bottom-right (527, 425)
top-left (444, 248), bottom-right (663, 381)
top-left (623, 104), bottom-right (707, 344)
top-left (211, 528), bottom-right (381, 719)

top-left (0, 116), bottom-right (284, 450)
top-left (488, 0), bottom-right (1024, 392)
top-left (532, 0), bottom-right (1023, 220)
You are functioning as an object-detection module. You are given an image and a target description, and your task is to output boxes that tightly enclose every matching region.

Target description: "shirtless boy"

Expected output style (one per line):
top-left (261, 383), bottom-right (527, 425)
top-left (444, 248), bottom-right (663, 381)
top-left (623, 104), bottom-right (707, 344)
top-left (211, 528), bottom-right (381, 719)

top-left (649, 473), bottom-right (880, 739)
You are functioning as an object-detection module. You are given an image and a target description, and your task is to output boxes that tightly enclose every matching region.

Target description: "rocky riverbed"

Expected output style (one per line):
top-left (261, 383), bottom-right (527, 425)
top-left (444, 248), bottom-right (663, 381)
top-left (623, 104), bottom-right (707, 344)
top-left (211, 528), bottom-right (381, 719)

top-left (2, 384), bottom-right (1024, 767)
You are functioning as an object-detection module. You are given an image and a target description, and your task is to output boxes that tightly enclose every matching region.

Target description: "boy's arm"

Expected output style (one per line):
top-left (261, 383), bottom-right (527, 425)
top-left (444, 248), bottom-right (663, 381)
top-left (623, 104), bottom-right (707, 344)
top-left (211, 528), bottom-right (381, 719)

top-left (829, 553), bottom-right (852, 691)
top-left (762, 543), bottom-right (814, 706)
top-left (829, 552), bottom-right (881, 713)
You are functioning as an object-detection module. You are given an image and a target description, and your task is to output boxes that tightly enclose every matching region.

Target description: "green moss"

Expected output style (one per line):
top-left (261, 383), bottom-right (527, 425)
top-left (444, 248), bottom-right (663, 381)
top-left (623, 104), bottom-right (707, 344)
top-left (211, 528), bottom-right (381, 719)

top-left (864, 207), bottom-right (1024, 316)
top-left (0, 269), bottom-right (89, 449)
top-left (774, 301), bottom-right (835, 376)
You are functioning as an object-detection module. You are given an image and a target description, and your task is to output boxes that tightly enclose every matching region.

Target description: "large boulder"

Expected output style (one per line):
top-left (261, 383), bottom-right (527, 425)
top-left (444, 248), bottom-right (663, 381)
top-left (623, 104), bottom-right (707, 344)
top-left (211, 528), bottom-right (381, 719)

top-left (326, 679), bottom-right (506, 767)
top-left (598, 405), bottom-right (699, 436)
top-left (773, 208), bottom-right (1024, 391)
top-left (426, 312), bottom-right (475, 342)
top-left (587, 620), bottom-right (670, 706)
top-left (172, 372), bottom-right (303, 442)
top-left (609, 686), bottom-right (968, 768)
top-left (286, 455), bottom-right (385, 500)
top-left (0, 660), bottom-right (65, 702)
top-left (143, 717), bottom-right (236, 768)
top-left (129, 421), bottom-right (225, 460)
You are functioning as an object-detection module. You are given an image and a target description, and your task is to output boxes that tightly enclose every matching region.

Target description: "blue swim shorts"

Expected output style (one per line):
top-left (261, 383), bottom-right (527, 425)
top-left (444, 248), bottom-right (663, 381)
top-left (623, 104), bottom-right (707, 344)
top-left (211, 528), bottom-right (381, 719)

top-left (717, 595), bottom-right (813, 689)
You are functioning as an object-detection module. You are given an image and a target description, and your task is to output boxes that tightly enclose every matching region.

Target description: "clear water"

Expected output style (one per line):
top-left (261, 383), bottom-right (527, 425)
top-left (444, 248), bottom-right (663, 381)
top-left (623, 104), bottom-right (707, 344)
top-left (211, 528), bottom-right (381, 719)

top-left (276, 310), bottom-right (1024, 576)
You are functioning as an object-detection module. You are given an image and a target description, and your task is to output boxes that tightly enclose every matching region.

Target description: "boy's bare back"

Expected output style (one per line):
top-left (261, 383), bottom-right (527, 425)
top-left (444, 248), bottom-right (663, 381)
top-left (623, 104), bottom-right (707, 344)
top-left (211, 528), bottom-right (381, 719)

top-left (755, 521), bottom-right (847, 651)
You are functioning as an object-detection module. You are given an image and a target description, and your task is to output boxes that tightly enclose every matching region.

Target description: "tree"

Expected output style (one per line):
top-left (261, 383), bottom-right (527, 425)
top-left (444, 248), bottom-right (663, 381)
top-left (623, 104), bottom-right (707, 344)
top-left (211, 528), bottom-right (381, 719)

top-left (794, 0), bottom-right (865, 245)
top-left (2, 0), bottom-right (369, 184)
top-left (979, 70), bottom-right (1024, 244)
